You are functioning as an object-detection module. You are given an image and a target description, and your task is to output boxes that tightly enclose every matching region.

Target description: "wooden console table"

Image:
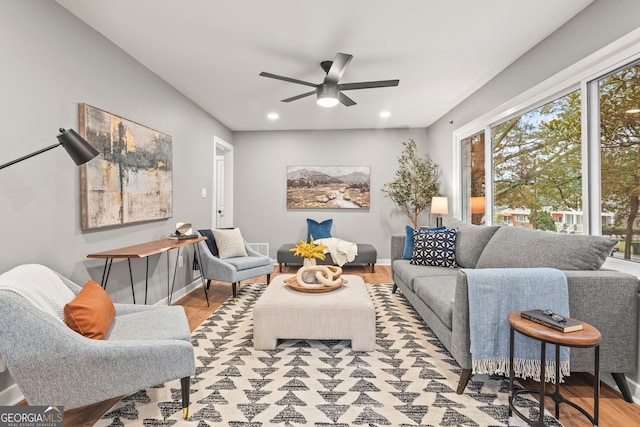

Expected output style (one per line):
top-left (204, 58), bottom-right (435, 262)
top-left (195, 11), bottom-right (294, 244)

top-left (87, 237), bottom-right (208, 305)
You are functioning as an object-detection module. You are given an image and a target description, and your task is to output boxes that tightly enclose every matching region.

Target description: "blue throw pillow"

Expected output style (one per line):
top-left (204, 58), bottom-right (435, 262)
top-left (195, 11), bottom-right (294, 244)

top-left (410, 228), bottom-right (458, 268)
top-left (307, 218), bottom-right (332, 242)
top-left (402, 225), bottom-right (446, 260)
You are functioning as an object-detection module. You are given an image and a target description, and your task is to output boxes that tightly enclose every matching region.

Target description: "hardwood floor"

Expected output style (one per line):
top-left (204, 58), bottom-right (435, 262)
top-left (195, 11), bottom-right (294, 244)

top-left (60, 265), bottom-right (640, 426)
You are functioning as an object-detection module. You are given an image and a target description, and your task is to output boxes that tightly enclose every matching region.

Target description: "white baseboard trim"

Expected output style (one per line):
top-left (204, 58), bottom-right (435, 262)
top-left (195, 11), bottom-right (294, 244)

top-left (0, 382), bottom-right (24, 406)
top-left (153, 275), bottom-right (205, 306)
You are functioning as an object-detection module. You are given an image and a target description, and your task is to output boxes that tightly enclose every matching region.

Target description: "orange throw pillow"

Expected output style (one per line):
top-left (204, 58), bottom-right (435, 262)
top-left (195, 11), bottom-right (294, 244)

top-left (64, 280), bottom-right (116, 339)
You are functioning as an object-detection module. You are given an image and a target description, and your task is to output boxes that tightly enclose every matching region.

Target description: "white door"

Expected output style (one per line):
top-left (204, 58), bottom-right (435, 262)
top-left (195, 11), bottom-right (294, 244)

top-left (215, 156), bottom-right (225, 227)
top-left (213, 136), bottom-right (233, 228)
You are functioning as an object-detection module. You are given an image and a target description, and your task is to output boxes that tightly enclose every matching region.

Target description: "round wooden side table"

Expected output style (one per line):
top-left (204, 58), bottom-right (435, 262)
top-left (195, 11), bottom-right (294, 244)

top-left (508, 311), bottom-right (602, 426)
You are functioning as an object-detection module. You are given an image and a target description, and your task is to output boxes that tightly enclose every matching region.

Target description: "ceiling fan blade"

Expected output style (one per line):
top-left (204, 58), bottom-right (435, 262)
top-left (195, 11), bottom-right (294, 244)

top-left (339, 92), bottom-right (356, 107)
top-left (259, 72), bottom-right (317, 88)
top-left (339, 79), bottom-right (400, 91)
top-left (324, 53), bottom-right (353, 85)
top-left (281, 90), bottom-right (316, 103)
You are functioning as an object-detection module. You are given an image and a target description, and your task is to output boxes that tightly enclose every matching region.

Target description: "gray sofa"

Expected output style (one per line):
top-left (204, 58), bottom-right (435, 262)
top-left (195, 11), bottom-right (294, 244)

top-left (391, 218), bottom-right (638, 401)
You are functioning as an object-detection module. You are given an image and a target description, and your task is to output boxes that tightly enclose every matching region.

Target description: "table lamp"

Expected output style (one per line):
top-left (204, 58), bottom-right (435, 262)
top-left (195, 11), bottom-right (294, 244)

top-left (431, 196), bottom-right (449, 227)
top-left (0, 128), bottom-right (99, 170)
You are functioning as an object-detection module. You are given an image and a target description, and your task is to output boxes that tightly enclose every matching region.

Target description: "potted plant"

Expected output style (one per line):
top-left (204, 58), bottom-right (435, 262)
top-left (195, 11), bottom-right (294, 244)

top-left (382, 139), bottom-right (442, 228)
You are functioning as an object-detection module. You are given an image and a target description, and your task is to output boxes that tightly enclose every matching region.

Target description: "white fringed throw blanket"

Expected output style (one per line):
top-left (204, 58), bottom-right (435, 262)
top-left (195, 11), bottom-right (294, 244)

top-left (316, 237), bottom-right (358, 266)
top-left (464, 267), bottom-right (570, 383)
top-left (0, 264), bottom-right (75, 372)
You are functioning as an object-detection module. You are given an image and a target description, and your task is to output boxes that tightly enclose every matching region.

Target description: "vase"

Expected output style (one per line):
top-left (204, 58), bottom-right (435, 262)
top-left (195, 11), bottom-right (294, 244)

top-left (302, 258), bottom-right (318, 283)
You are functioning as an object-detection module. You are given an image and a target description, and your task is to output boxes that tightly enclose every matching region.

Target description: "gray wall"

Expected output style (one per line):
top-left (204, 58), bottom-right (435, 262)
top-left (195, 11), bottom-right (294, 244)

top-left (232, 128), bottom-right (430, 260)
top-left (427, 0), bottom-right (640, 198)
top-left (424, 0), bottom-right (640, 400)
top-left (0, 1), bottom-right (231, 399)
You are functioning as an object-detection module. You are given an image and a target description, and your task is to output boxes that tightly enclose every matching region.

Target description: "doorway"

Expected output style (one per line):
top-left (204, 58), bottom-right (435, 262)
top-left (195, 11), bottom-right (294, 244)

top-left (213, 136), bottom-right (233, 228)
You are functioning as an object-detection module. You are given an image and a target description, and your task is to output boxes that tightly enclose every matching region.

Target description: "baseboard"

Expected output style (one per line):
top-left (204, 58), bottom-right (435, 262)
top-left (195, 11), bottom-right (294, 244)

top-left (0, 382), bottom-right (24, 406)
top-left (153, 275), bottom-right (205, 306)
top-left (601, 372), bottom-right (640, 404)
top-left (630, 378), bottom-right (640, 404)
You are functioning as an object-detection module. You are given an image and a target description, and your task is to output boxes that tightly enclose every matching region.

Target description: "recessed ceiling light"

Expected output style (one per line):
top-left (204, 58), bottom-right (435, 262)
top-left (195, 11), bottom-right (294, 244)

top-left (626, 108), bottom-right (640, 114)
top-left (379, 111), bottom-right (391, 118)
top-left (267, 112), bottom-right (279, 120)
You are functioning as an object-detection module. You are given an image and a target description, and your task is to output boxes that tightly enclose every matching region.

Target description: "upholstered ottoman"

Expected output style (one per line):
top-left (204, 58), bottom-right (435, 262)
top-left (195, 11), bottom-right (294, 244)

top-left (253, 274), bottom-right (376, 351)
top-left (277, 243), bottom-right (377, 272)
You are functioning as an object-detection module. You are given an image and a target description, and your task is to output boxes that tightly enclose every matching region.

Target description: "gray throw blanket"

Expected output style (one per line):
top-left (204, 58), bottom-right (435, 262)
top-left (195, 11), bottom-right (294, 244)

top-left (464, 267), bottom-right (570, 383)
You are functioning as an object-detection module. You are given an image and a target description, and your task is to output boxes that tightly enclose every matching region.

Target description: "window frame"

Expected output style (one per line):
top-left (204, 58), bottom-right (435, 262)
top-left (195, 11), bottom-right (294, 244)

top-left (453, 28), bottom-right (640, 224)
top-left (451, 28), bottom-right (640, 272)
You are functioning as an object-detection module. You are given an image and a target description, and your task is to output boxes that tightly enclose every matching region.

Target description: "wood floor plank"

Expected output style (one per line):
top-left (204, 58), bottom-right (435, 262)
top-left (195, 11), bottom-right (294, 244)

top-left (49, 265), bottom-right (640, 426)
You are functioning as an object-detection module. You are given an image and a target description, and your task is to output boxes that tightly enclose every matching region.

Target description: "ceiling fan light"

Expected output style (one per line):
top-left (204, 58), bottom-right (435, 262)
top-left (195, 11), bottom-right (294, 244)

top-left (317, 84), bottom-right (339, 108)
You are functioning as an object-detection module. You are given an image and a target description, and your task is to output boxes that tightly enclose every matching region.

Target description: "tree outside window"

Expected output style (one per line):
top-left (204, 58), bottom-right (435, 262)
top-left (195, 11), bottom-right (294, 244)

top-left (600, 61), bottom-right (640, 260)
top-left (491, 91), bottom-right (582, 233)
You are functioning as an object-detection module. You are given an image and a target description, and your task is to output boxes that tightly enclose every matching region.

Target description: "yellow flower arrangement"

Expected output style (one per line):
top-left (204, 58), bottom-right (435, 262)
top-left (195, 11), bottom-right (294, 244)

top-left (289, 236), bottom-right (328, 261)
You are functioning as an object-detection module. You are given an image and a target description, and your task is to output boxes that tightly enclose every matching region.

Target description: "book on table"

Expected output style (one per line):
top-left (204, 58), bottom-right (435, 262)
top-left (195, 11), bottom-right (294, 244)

top-left (168, 233), bottom-right (199, 240)
top-left (520, 309), bottom-right (583, 333)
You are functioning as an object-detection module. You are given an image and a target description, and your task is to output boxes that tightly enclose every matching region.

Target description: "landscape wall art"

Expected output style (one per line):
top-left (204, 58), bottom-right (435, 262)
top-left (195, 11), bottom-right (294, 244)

top-left (79, 103), bottom-right (173, 230)
top-left (286, 166), bottom-right (370, 209)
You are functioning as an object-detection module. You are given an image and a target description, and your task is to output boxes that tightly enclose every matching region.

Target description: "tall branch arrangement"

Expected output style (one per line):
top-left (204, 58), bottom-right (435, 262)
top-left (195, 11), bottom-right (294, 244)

top-left (382, 140), bottom-right (441, 228)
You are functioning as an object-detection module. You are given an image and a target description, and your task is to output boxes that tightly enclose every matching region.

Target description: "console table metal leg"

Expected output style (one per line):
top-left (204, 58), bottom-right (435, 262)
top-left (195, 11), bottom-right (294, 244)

top-left (193, 242), bottom-right (209, 306)
top-left (168, 247), bottom-right (181, 305)
top-left (144, 257), bottom-right (150, 305)
top-left (126, 259), bottom-right (136, 304)
top-left (101, 258), bottom-right (113, 289)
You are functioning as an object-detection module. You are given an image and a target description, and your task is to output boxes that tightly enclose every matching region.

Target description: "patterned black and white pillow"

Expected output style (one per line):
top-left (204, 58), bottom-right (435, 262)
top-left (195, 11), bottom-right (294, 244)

top-left (410, 228), bottom-right (458, 268)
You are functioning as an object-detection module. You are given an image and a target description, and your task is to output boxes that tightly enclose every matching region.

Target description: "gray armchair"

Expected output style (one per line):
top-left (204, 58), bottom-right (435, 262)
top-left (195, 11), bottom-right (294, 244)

top-left (0, 264), bottom-right (195, 418)
top-left (196, 229), bottom-right (273, 302)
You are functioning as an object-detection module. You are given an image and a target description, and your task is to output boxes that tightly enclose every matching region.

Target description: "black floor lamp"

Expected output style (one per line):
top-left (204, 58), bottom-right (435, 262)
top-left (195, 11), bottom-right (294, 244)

top-left (0, 128), bottom-right (98, 170)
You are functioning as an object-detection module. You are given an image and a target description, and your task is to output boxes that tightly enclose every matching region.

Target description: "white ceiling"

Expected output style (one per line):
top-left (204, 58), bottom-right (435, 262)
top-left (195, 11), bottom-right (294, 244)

top-left (56, 0), bottom-right (592, 131)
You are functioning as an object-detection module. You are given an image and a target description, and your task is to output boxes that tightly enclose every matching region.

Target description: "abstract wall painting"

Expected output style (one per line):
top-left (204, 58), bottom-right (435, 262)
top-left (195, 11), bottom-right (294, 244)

top-left (79, 104), bottom-right (173, 230)
top-left (286, 165), bottom-right (370, 209)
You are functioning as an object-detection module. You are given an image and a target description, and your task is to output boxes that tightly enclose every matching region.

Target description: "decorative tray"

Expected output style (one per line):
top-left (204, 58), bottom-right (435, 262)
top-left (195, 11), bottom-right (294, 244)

top-left (284, 276), bottom-right (347, 293)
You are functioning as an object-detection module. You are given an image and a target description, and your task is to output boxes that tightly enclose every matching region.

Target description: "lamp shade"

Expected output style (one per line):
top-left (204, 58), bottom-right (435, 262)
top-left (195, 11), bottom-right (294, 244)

top-left (317, 84), bottom-right (339, 107)
top-left (470, 196), bottom-right (486, 214)
top-left (57, 128), bottom-right (99, 165)
top-left (431, 196), bottom-right (449, 215)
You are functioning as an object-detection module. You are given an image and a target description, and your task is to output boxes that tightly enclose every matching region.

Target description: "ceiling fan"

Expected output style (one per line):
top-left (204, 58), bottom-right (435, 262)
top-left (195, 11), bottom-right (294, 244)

top-left (259, 52), bottom-right (399, 107)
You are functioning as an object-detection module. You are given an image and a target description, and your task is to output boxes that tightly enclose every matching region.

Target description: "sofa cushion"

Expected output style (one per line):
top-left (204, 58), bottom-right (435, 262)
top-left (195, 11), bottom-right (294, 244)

top-left (475, 226), bottom-right (617, 270)
top-left (198, 227), bottom-right (235, 257)
top-left (226, 255), bottom-right (272, 271)
top-left (212, 228), bottom-right (248, 259)
top-left (445, 218), bottom-right (500, 268)
top-left (410, 228), bottom-right (458, 268)
top-left (307, 218), bottom-right (332, 242)
top-left (109, 306), bottom-right (191, 341)
top-left (413, 275), bottom-right (457, 329)
top-left (64, 280), bottom-right (116, 340)
top-left (402, 225), bottom-right (445, 260)
top-left (392, 259), bottom-right (459, 292)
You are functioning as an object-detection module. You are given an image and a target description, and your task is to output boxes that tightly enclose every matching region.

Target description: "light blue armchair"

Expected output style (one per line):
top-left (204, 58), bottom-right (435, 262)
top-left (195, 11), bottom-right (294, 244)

top-left (0, 264), bottom-right (195, 418)
top-left (196, 229), bottom-right (273, 302)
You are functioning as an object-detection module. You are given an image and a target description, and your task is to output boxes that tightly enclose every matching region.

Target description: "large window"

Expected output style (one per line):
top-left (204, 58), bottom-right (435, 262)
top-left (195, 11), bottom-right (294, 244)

top-left (598, 60), bottom-right (640, 260)
top-left (491, 91), bottom-right (582, 233)
top-left (461, 132), bottom-right (485, 224)
top-left (455, 28), bottom-right (640, 269)
top-left (459, 55), bottom-right (640, 263)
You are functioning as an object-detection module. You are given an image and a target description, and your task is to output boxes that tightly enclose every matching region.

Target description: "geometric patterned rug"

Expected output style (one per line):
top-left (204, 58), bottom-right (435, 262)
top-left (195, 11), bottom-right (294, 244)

top-left (95, 283), bottom-right (562, 426)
